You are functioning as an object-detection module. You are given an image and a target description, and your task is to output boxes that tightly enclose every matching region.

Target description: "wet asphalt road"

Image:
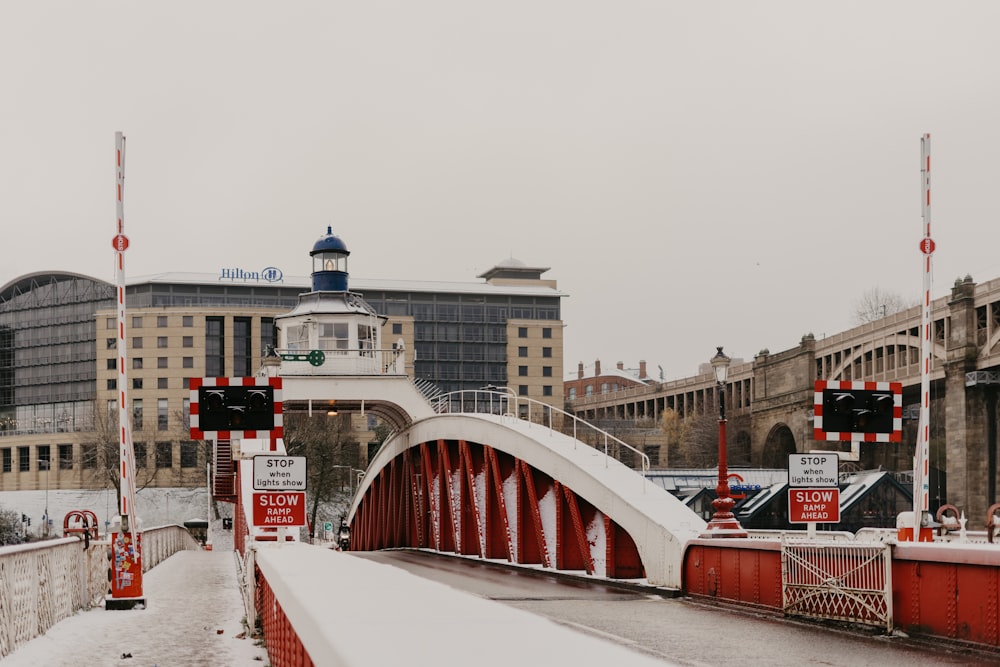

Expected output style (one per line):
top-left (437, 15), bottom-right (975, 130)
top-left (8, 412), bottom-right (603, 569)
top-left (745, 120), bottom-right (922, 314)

top-left (353, 549), bottom-right (1000, 667)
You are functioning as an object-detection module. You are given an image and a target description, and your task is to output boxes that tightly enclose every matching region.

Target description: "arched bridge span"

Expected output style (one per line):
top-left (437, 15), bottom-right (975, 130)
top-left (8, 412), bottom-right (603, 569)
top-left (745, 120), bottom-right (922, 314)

top-left (348, 413), bottom-right (704, 588)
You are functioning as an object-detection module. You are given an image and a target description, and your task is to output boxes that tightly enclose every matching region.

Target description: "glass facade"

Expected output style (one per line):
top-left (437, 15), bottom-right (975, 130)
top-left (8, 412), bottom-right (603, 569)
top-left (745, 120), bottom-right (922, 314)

top-left (363, 291), bottom-right (561, 393)
top-left (0, 274), bottom-right (114, 435)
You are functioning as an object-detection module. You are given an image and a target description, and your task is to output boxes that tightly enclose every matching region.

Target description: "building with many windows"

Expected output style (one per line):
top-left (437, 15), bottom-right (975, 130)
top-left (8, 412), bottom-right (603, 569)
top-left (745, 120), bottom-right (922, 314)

top-left (0, 245), bottom-right (564, 493)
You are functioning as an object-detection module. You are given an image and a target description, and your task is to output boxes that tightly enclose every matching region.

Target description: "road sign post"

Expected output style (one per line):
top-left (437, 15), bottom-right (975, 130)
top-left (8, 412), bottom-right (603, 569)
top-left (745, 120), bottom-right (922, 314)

top-left (788, 453), bottom-right (840, 537)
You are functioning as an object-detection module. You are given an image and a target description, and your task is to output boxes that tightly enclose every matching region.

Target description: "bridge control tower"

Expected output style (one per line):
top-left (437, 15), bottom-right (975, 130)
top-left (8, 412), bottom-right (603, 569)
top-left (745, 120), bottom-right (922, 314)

top-left (257, 227), bottom-right (436, 429)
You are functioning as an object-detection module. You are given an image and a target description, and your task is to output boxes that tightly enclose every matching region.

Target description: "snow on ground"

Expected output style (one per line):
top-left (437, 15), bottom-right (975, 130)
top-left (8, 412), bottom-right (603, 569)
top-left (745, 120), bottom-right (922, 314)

top-left (1, 518), bottom-right (268, 666)
top-left (0, 486), bottom-right (351, 540)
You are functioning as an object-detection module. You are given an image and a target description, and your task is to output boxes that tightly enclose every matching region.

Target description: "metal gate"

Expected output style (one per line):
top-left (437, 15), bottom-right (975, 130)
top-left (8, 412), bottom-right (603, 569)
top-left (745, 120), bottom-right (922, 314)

top-left (782, 541), bottom-right (893, 631)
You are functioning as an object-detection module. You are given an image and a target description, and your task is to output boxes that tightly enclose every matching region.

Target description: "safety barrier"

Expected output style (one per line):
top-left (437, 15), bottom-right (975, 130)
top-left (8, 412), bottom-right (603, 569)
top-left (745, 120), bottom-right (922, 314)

top-left (0, 524), bottom-right (201, 659)
top-left (683, 532), bottom-right (1000, 652)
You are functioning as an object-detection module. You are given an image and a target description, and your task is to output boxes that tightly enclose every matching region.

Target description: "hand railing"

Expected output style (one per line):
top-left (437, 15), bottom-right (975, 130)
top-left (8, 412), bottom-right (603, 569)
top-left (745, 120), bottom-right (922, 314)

top-left (430, 389), bottom-right (650, 488)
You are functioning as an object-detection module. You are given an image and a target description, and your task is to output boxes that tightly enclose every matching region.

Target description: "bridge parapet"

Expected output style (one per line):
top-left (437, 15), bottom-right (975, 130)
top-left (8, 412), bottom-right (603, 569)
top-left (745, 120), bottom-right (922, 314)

top-left (252, 543), bottom-right (667, 667)
top-left (0, 525), bottom-right (200, 659)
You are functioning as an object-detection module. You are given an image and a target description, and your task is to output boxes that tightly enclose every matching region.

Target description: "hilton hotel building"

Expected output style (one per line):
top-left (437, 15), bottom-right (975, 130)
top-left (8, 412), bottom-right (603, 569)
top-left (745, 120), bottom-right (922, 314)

top-left (0, 254), bottom-right (564, 492)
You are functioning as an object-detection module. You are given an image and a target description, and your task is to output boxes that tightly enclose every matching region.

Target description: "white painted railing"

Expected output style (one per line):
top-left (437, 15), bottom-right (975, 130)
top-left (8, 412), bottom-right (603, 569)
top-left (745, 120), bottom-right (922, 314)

top-left (432, 389), bottom-right (651, 481)
top-left (0, 525), bottom-right (201, 659)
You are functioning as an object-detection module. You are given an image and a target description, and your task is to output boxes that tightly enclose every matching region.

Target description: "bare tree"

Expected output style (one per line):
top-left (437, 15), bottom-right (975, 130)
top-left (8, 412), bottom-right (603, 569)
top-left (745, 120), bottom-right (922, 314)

top-left (84, 401), bottom-right (182, 500)
top-left (283, 413), bottom-right (359, 538)
top-left (852, 287), bottom-right (917, 324)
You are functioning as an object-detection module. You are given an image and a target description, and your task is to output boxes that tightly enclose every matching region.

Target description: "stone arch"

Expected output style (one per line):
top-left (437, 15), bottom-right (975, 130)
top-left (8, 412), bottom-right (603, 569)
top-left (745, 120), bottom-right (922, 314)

top-left (760, 423), bottom-right (796, 468)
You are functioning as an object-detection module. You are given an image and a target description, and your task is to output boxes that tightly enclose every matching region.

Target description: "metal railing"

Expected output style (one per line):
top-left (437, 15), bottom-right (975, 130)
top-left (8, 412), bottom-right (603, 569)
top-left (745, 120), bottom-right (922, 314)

top-left (272, 346), bottom-right (406, 376)
top-left (430, 389), bottom-right (650, 485)
top-left (0, 524), bottom-right (201, 659)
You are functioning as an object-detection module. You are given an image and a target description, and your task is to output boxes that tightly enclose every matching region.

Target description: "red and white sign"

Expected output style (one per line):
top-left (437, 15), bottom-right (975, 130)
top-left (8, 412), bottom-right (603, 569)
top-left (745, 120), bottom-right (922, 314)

top-left (252, 492), bottom-right (306, 527)
top-left (788, 488), bottom-right (840, 524)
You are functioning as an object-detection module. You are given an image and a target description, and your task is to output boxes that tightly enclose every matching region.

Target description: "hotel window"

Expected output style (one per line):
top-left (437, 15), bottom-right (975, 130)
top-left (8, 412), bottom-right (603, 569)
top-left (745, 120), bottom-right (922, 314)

top-left (18, 447), bottom-right (29, 472)
top-left (183, 357), bottom-right (194, 368)
top-left (542, 328), bottom-right (552, 339)
top-left (518, 366), bottom-right (528, 376)
top-left (518, 347), bottom-right (528, 357)
top-left (106, 359), bottom-right (116, 370)
top-left (542, 366), bottom-right (552, 377)
top-left (134, 442), bottom-right (146, 468)
top-left (543, 386), bottom-right (553, 396)
top-left (158, 357), bottom-right (168, 369)
top-left (518, 385), bottom-right (528, 396)
top-left (1, 448), bottom-right (10, 473)
top-left (542, 347), bottom-right (552, 358)
top-left (133, 378), bottom-right (143, 390)
top-left (132, 316), bottom-right (142, 328)
top-left (180, 441), bottom-right (198, 468)
top-left (518, 327), bottom-right (528, 338)
top-left (58, 444), bottom-right (73, 469)
top-left (107, 379), bottom-right (117, 390)
top-left (156, 441), bottom-right (172, 469)
top-left (133, 399), bottom-right (143, 429)
top-left (261, 317), bottom-right (276, 356)
top-left (106, 338), bottom-right (116, 349)
top-left (392, 323), bottom-right (402, 335)
top-left (157, 336), bottom-right (168, 348)
top-left (234, 317), bottom-right (252, 377)
top-left (157, 316), bottom-right (168, 327)
top-left (106, 317), bottom-right (116, 329)
top-left (183, 336), bottom-right (193, 348)
top-left (133, 337), bottom-right (143, 349)
top-left (133, 358), bottom-right (143, 369)
top-left (158, 378), bottom-right (168, 390)
top-left (205, 317), bottom-right (224, 377)
top-left (37, 445), bottom-right (50, 470)
top-left (82, 444), bottom-right (97, 469)
top-left (183, 316), bottom-right (193, 327)
top-left (158, 398), bottom-right (169, 431)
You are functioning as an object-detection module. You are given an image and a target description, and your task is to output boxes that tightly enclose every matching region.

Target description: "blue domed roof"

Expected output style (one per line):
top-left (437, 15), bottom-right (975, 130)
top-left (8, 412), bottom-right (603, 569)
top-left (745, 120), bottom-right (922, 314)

top-left (311, 227), bottom-right (350, 256)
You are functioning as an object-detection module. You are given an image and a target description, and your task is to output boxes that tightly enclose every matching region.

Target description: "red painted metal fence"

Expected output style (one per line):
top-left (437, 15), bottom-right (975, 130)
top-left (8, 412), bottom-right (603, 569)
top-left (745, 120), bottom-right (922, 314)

top-left (258, 567), bottom-right (314, 667)
top-left (683, 537), bottom-right (1000, 654)
top-left (351, 438), bottom-right (644, 579)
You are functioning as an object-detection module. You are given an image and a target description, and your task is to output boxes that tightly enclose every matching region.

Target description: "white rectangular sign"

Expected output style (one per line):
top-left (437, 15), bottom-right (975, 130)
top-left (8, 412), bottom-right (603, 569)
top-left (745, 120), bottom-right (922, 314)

top-left (253, 455), bottom-right (307, 491)
top-left (788, 453), bottom-right (838, 487)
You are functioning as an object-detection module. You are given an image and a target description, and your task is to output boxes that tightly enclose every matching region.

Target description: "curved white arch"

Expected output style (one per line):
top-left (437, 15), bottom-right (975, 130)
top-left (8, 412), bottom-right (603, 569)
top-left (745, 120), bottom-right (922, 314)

top-left (350, 412), bottom-right (706, 588)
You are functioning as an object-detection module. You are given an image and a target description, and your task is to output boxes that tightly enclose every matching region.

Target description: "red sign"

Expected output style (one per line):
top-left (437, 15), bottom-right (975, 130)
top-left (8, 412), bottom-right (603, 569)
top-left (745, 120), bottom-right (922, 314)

top-left (788, 488), bottom-right (840, 524)
top-left (253, 492), bottom-right (307, 527)
top-left (919, 237), bottom-right (936, 255)
top-left (112, 234), bottom-right (130, 252)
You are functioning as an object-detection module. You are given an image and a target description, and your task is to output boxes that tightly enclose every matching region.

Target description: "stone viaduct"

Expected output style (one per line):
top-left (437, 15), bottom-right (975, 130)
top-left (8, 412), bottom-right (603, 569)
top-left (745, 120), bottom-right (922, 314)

top-left (567, 274), bottom-right (1000, 527)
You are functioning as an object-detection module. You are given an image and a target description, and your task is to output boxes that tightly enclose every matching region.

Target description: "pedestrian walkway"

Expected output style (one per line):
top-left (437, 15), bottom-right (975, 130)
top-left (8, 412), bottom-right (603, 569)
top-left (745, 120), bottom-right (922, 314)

top-left (2, 525), bottom-right (266, 666)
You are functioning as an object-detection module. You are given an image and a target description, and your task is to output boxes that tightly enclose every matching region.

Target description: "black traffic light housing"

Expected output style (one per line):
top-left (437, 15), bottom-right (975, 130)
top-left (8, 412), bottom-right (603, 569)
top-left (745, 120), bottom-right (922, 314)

top-left (821, 388), bottom-right (895, 435)
top-left (198, 385), bottom-right (275, 432)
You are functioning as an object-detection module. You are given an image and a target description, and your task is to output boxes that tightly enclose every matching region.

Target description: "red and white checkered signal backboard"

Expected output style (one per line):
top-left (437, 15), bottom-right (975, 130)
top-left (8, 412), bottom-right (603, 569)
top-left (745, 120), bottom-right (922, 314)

top-left (813, 380), bottom-right (902, 442)
top-left (190, 376), bottom-right (283, 441)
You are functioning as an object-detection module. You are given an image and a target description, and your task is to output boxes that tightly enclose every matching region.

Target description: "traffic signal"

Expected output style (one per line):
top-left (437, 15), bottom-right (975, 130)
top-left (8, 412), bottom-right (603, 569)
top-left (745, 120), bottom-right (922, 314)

top-left (198, 385), bottom-right (275, 432)
top-left (820, 388), bottom-right (895, 435)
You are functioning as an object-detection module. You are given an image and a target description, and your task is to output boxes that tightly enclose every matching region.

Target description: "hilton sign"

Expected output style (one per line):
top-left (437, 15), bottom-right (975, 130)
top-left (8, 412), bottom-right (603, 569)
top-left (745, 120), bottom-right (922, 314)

top-left (219, 266), bottom-right (284, 283)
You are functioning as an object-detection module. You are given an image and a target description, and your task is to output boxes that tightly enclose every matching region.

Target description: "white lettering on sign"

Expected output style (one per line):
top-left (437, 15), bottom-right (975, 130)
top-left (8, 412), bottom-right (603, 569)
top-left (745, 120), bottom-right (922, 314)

top-left (792, 489), bottom-right (836, 503)
top-left (252, 492), bottom-right (307, 527)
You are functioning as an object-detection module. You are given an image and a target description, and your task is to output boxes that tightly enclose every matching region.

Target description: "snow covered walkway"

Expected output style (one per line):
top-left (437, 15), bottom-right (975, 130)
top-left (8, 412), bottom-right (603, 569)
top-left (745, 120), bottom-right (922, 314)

top-left (2, 530), bottom-right (266, 666)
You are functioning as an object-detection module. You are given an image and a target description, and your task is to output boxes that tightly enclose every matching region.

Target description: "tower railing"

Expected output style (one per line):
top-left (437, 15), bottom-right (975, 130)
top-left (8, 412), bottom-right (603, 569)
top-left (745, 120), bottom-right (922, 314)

top-left (272, 347), bottom-right (406, 376)
top-left (430, 389), bottom-right (650, 482)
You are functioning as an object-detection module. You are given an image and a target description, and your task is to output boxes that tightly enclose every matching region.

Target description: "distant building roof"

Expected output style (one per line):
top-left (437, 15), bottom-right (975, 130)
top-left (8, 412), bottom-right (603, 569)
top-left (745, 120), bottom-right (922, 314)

top-left (476, 257), bottom-right (550, 281)
top-left (126, 271), bottom-right (564, 298)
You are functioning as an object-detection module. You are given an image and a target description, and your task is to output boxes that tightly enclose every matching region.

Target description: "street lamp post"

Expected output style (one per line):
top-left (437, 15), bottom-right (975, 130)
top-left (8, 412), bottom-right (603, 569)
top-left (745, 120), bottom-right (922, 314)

top-left (702, 347), bottom-right (748, 538)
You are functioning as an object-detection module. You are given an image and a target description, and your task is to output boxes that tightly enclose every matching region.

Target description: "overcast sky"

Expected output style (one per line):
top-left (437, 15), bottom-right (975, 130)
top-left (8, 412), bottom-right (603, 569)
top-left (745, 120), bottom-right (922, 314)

top-left (3, 2), bottom-right (1000, 380)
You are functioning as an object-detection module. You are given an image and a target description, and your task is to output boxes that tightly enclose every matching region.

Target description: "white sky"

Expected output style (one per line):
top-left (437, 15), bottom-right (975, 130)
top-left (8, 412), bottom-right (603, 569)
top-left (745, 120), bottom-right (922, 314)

top-left (3, 2), bottom-right (1000, 379)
